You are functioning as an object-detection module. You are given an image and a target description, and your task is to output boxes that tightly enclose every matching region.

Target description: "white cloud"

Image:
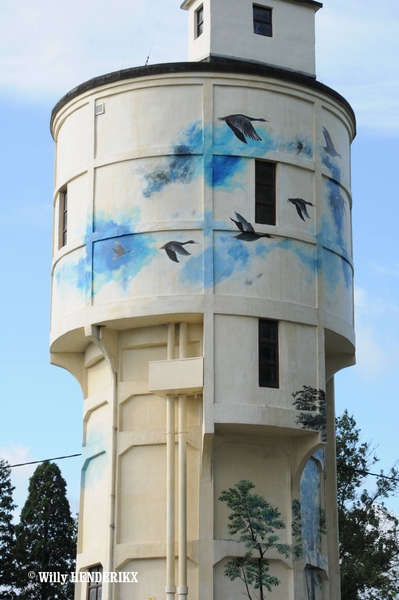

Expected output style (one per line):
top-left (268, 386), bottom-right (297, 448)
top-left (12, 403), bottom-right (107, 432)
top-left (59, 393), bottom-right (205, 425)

top-left (316, 0), bottom-right (399, 134)
top-left (0, 444), bottom-right (36, 520)
top-left (369, 261), bottom-right (399, 278)
top-left (352, 285), bottom-right (399, 379)
top-left (1, 0), bottom-right (399, 133)
top-left (0, 0), bottom-right (187, 104)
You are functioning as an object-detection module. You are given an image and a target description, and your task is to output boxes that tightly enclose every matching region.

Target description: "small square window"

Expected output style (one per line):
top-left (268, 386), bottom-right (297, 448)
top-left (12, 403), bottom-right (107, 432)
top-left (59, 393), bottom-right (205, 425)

top-left (196, 5), bottom-right (204, 38)
top-left (253, 5), bottom-right (272, 37)
top-left (255, 161), bottom-right (276, 225)
top-left (259, 319), bottom-right (279, 388)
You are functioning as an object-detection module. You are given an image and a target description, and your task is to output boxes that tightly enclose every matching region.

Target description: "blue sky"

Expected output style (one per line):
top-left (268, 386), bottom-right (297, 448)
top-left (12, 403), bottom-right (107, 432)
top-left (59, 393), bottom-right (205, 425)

top-left (0, 0), bottom-right (399, 517)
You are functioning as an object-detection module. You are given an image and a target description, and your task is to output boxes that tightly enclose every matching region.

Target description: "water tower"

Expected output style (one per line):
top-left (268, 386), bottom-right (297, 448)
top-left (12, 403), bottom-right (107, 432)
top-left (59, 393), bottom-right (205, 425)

top-left (50, 1), bottom-right (355, 598)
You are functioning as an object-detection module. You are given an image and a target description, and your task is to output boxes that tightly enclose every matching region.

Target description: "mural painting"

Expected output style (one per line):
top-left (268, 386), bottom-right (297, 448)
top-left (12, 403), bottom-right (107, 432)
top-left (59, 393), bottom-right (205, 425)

top-left (292, 386), bottom-right (327, 442)
top-left (287, 198), bottom-right (314, 221)
top-left (322, 127), bottom-right (341, 159)
top-left (300, 450), bottom-right (326, 600)
top-left (217, 113), bottom-right (268, 143)
top-left (112, 242), bottom-right (133, 259)
top-left (219, 480), bottom-right (290, 600)
top-left (55, 108), bottom-right (351, 321)
top-left (159, 240), bottom-right (199, 263)
top-left (230, 212), bottom-right (275, 241)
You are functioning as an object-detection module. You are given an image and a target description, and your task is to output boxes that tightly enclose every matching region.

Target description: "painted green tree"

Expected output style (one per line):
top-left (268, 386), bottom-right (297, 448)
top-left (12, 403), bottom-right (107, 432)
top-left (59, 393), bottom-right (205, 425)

top-left (337, 411), bottom-right (399, 600)
top-left (14, 462), bottom-right (77, 600)
top-left (0, 459), bottom-right (17, 599)
top-left (219, 480), bottom-right (290, 600)
top-left (292, 386), bottom-right (326, 442)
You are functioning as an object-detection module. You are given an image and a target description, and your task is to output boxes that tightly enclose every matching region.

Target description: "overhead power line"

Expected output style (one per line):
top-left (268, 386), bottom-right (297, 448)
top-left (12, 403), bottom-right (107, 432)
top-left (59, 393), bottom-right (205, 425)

top-left (0, 453), bottom-right (82, 470)
top-left (1, 453), bottom-right (398, 484)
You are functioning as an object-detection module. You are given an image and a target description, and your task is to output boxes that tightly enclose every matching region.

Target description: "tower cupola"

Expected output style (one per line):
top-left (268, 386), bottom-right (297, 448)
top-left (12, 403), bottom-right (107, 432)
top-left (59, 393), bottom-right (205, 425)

top-left (181, 0), bottom-right (322, 77)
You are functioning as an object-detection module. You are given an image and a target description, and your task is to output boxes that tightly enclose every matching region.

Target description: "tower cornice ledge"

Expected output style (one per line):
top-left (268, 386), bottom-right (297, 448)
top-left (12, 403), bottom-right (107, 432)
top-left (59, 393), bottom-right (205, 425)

top-left (50, 58), bottom-right (355, 136)
top-left (181, 0), bottom-right (323, 9)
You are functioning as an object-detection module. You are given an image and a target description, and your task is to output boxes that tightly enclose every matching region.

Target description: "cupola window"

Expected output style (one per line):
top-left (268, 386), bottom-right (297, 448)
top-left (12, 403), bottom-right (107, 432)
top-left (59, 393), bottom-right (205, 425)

top-left (253, 5), bottom-right (272, 37)
top-left (196, 5), bottom-right (204, 38)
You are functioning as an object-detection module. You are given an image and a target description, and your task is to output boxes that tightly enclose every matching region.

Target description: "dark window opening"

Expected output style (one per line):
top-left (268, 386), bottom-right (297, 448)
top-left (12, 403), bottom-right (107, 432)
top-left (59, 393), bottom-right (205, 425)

top-left (87, 565), bottom-right (103, 600)
top-left (255, 160), bottom-right (276, 225)
top-left (253, 5), bottom-right (272, 37)
top-left (259, 319), bottom-right (279, 388)
top-left (61, 189), bottom-right (68, 247)
top-left (196, 6), bottom-right (204, 38)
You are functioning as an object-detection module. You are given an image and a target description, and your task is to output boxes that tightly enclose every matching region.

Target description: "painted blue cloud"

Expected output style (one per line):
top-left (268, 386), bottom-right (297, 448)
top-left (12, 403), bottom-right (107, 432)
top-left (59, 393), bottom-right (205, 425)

top-left (179, 250), bottom-right (204, 289)
top-left (326, 179), bottom-right (347, 242)
top-left (175, 121), bottom-right (203, 148)
top-left (215, 120), bottom-right (277, 154)
top-left (214, 234), bottom-right (317, 287)
top-left (323, 249), bottom-right (352, 293)
top-left (143, 122), bottom-right (203, 198)
top-left (322, 153), bottom-right (341, 182)
top-left (143, 154), bottom-right (202, 198)
top-left (93, 232), bottom-right (157, 293)
top-left (210, 155), bottom-right (247, 189)
top-left (284, 137), bottom-right (313, 158)
top-left (214, 233), bottom-right (253, 284)
top-left (55, 255), bottom-right (86, 292)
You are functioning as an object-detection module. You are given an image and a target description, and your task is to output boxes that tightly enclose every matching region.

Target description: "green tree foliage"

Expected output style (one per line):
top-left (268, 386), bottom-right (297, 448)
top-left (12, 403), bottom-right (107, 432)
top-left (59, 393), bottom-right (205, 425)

top-left (336, 410), bottom-right (399, 600)
top-left (219, 480), bottom-right (290, 600)
top-left (0, 459), bottom-right (16, 598)
top-left (15, 461), bottom-right (77, 600)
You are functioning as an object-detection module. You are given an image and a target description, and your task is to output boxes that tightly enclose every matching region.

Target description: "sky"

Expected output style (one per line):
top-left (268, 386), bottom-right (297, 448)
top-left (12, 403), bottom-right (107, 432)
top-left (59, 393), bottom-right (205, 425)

top-left (0, 0), bottom-right (398, 519)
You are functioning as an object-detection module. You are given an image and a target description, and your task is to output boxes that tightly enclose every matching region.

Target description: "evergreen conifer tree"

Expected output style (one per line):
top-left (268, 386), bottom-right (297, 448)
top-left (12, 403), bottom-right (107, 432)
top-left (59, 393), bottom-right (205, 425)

top-left (15, 461), bottom-right (77, 600)
top-left (0, 458), bottom-right (16, 599)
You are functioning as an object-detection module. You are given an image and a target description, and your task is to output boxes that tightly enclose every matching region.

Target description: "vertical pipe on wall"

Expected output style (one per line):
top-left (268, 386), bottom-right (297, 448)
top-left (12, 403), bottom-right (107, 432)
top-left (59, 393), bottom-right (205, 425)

top-left (325, 376), bottom-right (341, 599)
top-left (178, 323), bottom-right (188, 600)
top-left (166, 324), bottom-right (176, 600)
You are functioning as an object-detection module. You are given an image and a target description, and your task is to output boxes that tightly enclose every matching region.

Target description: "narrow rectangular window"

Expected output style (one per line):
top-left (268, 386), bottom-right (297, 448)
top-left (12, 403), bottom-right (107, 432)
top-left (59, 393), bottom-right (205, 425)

top-left (61, 189), bottom-right (68, 247)
top-left (255, 160), bottom-right (276, 225)
top-left (196, 5), bottom-right (204, 38)
top-left (253, 5), bottom-right (272, 37)
top-left (87, 565), bottom-right (102, 600)
top-left (259, 319), bottom-right (279, 388)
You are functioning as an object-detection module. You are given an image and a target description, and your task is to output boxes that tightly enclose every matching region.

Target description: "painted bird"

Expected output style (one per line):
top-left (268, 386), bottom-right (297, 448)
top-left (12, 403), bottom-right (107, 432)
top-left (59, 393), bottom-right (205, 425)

top-left (112, 241), bottom-right (134, 259)
top-left (218, 114), bottom-right (268, 144)
top-left (322, 126), bottom-right (341, 158)
top-left (230, 212), bottom-right (274, 242)
top-left (287, 198), bottom-right (315, 221)
top-left (159, 240), bottom-right (199, 263)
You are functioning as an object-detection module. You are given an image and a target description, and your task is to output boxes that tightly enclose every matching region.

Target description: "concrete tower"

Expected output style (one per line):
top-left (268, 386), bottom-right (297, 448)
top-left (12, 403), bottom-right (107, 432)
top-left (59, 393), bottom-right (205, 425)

top-left (50, 1), bottom-right (355, 599)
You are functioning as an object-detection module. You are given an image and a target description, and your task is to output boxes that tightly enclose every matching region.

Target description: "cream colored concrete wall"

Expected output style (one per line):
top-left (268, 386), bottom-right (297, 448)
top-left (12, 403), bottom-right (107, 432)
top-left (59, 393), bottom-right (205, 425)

top-left (51, 73), bottom-right (354, 349)
top-left (94, 85), bottom-right (203, 158)
top-left (50, 64), bottom-right (354, 600)
top-left (184, 0), bottom-right (318, 76)
top-left (214, 315), bottom-right (318, 407)
top-left (55, 103), bottom-right (90, 186)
